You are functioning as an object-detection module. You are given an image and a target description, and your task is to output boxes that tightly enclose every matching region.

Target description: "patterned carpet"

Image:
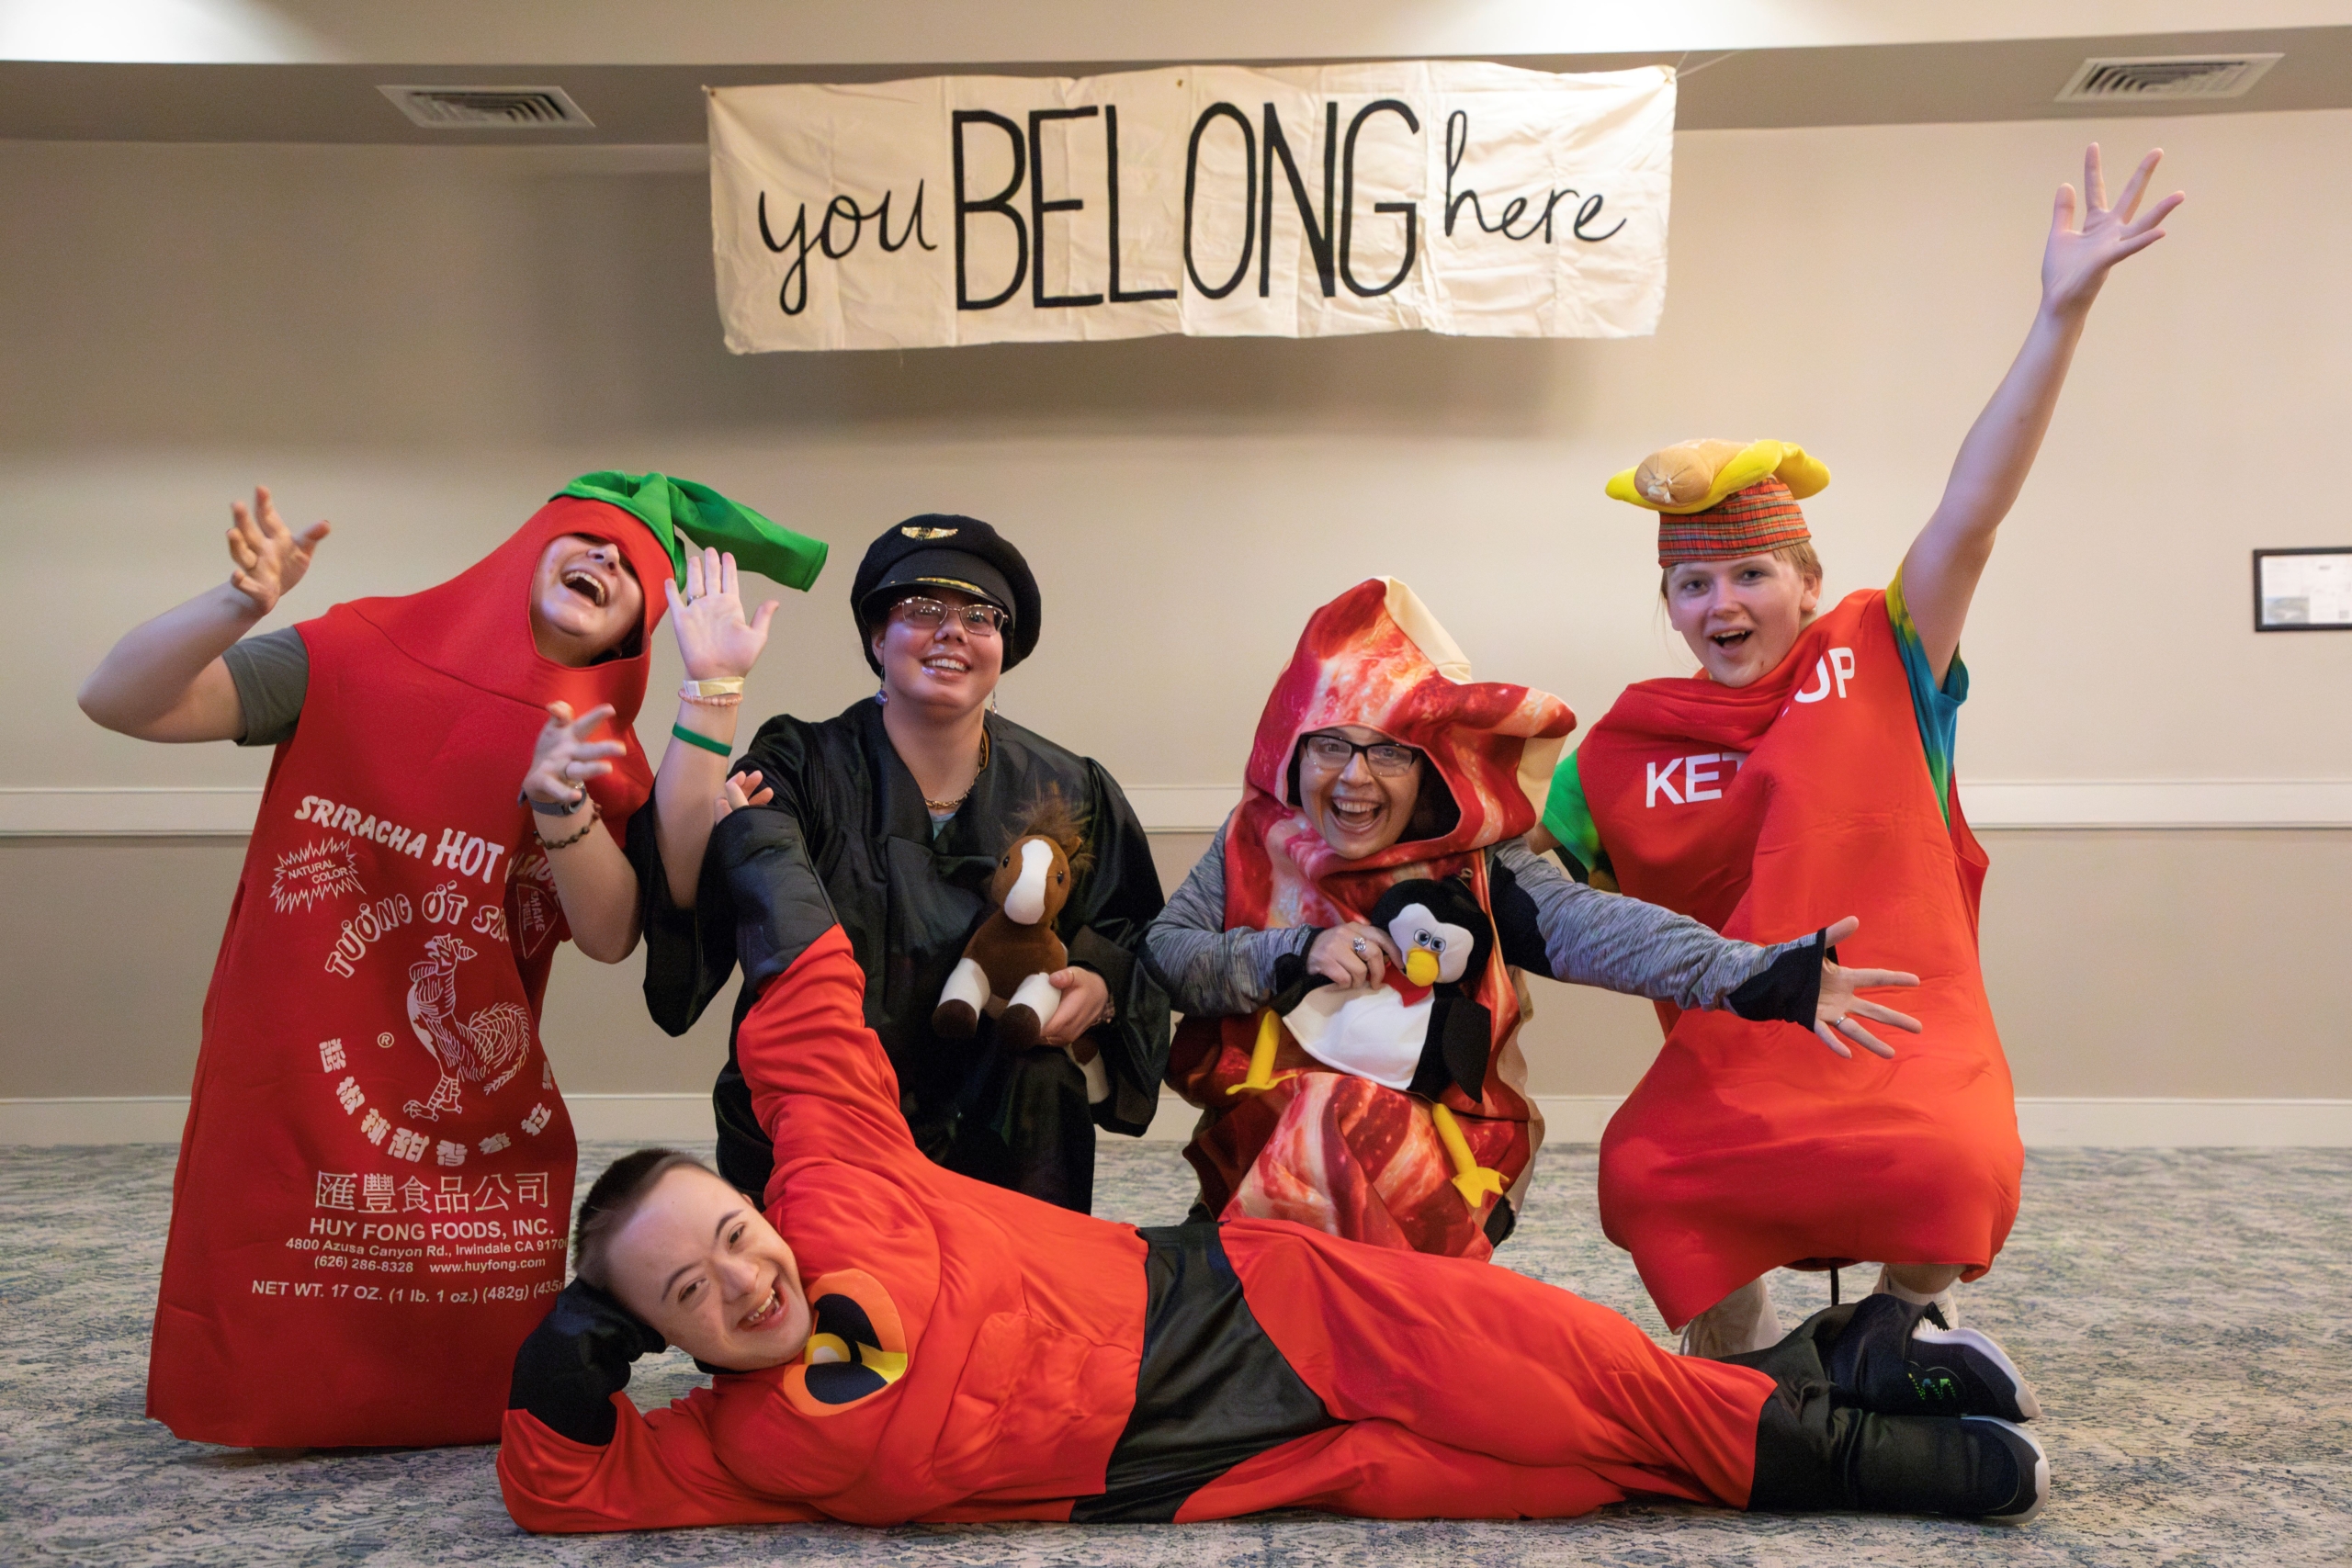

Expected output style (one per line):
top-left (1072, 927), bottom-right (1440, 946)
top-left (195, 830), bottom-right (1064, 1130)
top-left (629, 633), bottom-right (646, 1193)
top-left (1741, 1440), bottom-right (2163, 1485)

top-left (3, 1139), bottom-right (2346, 1565)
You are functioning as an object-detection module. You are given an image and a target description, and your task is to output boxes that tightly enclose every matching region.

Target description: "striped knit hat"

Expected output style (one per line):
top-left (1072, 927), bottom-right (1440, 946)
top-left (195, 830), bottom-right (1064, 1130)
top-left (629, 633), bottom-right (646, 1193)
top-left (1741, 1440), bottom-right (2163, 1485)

top-left (1603, 439), bottom-right (1830, 566)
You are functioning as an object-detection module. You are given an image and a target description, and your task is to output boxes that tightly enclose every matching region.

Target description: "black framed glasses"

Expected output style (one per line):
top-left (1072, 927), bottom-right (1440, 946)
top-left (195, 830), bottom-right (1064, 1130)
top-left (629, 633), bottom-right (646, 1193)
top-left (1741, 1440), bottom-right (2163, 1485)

top-left (891, 595), bottom-right (1008, 637)
top-left (1300, 732), bottom-right (1420, 777)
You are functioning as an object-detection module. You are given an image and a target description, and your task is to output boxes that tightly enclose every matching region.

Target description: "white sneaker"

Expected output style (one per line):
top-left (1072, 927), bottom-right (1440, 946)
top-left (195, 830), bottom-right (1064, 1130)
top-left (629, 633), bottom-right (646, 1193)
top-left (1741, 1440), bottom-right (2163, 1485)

top-left (1870, 1264), bottom-right (1961, 1329)
top-left (1679, 1276), bottom-right (1783, 1357)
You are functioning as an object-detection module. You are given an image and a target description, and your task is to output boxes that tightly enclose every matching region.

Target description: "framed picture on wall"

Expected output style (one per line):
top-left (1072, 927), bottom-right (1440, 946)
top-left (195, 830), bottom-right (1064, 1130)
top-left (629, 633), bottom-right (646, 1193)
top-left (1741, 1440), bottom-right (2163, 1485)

top-left (2253, 548), bottom-right (2352, 631)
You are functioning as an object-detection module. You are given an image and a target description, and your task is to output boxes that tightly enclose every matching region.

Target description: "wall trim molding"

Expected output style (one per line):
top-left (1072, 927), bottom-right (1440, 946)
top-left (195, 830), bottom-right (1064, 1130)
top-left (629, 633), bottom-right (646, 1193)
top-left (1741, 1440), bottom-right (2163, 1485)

top-left (7, 1092), bottom-right (2348, 1149)
top-left (6, 780), bottom-right (2352, 837)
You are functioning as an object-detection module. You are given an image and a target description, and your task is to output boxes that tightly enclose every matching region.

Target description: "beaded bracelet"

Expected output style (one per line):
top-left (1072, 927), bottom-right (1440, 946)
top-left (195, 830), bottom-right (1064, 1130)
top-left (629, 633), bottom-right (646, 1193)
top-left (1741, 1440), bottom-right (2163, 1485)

top-left (537, 799), bottom-right (601, 851)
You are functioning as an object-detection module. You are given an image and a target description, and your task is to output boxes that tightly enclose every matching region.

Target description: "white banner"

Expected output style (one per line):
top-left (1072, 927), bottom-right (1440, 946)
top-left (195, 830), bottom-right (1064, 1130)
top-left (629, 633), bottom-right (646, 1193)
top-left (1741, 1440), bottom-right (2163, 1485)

top-left (708, 62), bottom-right (1675, 352)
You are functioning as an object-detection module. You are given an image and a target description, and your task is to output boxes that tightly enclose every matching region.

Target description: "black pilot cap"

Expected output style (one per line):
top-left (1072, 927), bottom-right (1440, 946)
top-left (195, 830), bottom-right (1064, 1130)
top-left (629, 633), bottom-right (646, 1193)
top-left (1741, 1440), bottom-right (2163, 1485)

top-left (852, 513), bottom-right (1041, 674)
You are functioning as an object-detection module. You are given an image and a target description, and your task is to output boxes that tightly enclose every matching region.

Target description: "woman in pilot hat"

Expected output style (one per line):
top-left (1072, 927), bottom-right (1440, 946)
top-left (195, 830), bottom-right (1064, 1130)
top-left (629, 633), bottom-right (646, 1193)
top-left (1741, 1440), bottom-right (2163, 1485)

top-left (628, 514), bottom-right (1171, 1214)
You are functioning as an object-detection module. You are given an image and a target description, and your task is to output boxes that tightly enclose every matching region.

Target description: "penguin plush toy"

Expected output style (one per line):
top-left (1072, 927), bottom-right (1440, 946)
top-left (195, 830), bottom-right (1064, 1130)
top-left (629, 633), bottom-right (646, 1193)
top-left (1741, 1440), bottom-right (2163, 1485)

top-left (1269, 875), bottom-right (1497, 1102)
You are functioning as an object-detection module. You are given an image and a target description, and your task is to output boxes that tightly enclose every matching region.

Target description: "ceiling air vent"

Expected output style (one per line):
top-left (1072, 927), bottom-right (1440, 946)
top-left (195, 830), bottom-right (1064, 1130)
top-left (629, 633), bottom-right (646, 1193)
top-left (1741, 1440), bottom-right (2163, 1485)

top-left (378, 85), bottom-right (594, 130)
top-left (2056, 54), bottom-right (2281, 103)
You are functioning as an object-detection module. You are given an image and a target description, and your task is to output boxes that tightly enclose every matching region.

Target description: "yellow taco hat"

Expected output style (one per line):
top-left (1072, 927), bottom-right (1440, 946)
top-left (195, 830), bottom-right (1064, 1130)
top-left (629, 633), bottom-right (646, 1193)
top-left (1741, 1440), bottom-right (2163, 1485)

top-left (1604, 438), bottom-right (1831, 515)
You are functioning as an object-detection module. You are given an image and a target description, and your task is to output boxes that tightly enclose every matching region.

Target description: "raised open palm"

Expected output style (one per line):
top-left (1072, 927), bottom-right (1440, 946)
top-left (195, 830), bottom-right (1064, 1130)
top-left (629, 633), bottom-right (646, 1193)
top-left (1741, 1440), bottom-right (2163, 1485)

top-left (666, 547), bottom-right (779, 682)
top-left (2042, 144), bottom-right (2184, 315)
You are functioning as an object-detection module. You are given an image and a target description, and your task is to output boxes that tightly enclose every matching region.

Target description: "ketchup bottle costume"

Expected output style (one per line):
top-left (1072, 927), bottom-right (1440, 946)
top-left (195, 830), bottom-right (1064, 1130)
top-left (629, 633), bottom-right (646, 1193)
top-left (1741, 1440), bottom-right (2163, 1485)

top-left (146, 476), bottom-right (824, 1449)
top-left (496, 816), bottom-right (2050, 1529)
top-left (1550, 454), bottom-right (2023, 1332)
top-left (1165, 580), bottom-right (1574, 1259)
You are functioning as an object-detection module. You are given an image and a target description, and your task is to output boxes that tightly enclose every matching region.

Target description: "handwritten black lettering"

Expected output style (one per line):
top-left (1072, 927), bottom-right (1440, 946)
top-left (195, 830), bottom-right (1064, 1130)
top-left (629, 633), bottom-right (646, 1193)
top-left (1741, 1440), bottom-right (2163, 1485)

top-left (1027, 107), bottom-right (1103, 309)
top-left (757, 192), bottom-right (813, 317)
top-left (1106, 104), bottom-right (1178, 303)
top-left (1182, 103), bottom-right (1256, 300)
top-left (1339, 98), bottom-right (1419, 298)
top-left (1572, 191), bottom-right (1625, 242)
top-left (1260, 101), bottom-right (1338, 299)
top-left (1443, 109), bottom-right (1619, 245)
top-left (954, 109), bottom-right (1027, 310)
top-left (758, 186), bottom-right (936, 318)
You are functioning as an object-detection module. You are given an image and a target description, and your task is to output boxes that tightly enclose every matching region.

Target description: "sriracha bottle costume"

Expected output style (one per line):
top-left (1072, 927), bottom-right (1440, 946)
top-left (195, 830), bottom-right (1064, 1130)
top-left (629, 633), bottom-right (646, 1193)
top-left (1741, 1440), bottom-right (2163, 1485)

top-left (1553, 444), bottom-right (2022, 1331)
top-left (147, 477), bottom-right (825, 1449)
top-left (1165, 579), bottom-right (1573, 1259)
top-left (497, 817), bottom-right (2052, 1530)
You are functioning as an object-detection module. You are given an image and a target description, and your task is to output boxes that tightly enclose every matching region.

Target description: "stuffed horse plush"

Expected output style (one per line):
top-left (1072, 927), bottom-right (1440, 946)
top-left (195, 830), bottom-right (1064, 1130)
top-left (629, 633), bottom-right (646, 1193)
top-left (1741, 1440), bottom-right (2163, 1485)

top-left (932, 796), bottom-right (1091, 1050)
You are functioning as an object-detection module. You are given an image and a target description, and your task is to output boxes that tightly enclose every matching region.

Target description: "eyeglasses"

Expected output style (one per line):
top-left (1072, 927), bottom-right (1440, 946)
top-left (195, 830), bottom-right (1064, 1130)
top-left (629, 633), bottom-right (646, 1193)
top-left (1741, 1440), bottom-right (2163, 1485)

top-left (891, 596), bottom-right (1008, 637)
top-left (1300, 732), bottom-right (1420, 777)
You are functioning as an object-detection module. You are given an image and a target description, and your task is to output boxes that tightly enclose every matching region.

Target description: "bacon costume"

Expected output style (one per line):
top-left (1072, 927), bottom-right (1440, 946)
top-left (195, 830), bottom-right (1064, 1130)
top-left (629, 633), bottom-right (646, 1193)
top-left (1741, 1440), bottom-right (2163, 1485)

top-left (1166, 580), bottom-right (1573, 1258)
top-left (1557, 583), bottom-right (2020, 1330)
top-left (496, 836), bottom-right (2052, 1530)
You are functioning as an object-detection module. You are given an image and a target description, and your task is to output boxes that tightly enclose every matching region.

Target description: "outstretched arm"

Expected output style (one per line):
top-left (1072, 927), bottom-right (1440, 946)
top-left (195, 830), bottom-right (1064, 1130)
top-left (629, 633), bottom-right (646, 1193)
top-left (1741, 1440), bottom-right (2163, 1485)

top-left (78, 486), bottom-right (329, 740)
top-left (1900, 145), bottom-right (2184, 684)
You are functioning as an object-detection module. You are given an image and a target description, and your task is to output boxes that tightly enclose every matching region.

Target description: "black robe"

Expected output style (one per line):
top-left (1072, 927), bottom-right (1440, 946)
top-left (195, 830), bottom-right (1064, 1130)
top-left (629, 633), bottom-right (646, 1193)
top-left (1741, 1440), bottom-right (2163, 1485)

top-left (630, 697), bottom-right (1171, 1211)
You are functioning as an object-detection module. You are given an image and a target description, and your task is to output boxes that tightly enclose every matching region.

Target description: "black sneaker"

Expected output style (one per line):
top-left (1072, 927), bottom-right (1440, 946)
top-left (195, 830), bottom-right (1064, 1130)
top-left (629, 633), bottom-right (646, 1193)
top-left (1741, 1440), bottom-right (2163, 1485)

top-left (1847, 1412), bottom-right (2050, 1522)
top-left (1828, 1293), bottom-right (2041, 1422)
top-left (1958, 1416), bottom-right (2049, 1522)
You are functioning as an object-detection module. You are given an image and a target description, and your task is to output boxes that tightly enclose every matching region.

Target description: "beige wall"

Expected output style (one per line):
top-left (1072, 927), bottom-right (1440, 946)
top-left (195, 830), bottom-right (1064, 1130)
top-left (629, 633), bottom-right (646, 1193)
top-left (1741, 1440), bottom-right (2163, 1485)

top-left (6, 829), bottom-right (2345, 1100)
top-left (5, 107), bottom-right (2350, 1105)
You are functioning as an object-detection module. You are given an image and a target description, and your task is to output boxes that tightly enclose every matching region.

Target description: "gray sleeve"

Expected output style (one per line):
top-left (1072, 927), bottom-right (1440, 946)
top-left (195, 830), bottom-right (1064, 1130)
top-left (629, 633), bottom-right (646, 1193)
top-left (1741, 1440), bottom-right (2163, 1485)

top-left (220, 626), bottom-right (309, 748)
top-left (1140, 816), bottom-right (1317, 1018)
top-left (1492, 838), bottom-right (1804, 1011)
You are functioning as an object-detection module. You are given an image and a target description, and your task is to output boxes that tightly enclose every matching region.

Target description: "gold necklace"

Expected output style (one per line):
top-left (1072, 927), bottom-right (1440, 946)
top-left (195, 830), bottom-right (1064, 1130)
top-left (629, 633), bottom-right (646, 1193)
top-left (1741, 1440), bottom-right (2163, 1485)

top-left (923, 726), bottom-right (990, 814)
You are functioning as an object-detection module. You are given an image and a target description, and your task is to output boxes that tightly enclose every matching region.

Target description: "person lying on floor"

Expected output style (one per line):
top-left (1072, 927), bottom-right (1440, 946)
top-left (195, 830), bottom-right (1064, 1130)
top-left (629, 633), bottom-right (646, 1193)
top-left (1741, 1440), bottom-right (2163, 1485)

top-left (497, 811), bottom-right (2047, 1531)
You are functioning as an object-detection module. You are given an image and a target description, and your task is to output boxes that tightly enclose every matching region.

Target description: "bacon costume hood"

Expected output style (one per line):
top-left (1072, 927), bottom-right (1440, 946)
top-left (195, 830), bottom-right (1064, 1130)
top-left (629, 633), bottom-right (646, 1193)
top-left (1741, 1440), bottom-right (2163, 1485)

top-left (1171, 579), bottom-right (1574, 1258)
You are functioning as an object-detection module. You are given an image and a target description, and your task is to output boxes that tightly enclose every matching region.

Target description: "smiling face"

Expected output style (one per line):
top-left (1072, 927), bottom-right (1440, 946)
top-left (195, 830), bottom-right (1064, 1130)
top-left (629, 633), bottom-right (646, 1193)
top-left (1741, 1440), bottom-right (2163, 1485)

top-left (605, 1165), bottom-right (810, 1371)
top-left (529, 534), bottom-right (647, 668)
top-left (1662, 552), bottom-right (1822, 688)
top-left (1297, 724), bottom-right (1425, 861)
top-left (869, 588), bottom-right (1005, 722)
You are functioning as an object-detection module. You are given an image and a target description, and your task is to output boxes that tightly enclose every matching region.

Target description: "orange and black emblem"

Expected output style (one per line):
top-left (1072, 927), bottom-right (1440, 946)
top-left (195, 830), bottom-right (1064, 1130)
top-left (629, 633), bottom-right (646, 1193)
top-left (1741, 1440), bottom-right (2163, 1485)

top-left (782, 1269), bottom-right (909, 1418)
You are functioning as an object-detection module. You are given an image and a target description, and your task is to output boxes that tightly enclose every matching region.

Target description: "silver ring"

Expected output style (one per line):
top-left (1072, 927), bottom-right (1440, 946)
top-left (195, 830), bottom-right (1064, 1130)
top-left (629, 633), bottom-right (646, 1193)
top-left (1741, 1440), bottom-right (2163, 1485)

top-left (1351, 937), bottom-right (1370, 958)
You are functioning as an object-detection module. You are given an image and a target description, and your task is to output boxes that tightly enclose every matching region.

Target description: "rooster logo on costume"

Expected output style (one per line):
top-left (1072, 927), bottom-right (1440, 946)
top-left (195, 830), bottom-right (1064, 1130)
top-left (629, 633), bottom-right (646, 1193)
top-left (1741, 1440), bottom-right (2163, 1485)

top-left (401, 933), bottom-right (532, 1121)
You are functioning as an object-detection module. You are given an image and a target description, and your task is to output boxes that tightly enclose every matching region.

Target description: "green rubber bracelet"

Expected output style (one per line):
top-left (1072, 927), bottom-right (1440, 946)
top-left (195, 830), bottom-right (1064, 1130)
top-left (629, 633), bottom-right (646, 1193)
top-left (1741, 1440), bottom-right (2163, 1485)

top-left (671, 722), bottom-right (732, 759)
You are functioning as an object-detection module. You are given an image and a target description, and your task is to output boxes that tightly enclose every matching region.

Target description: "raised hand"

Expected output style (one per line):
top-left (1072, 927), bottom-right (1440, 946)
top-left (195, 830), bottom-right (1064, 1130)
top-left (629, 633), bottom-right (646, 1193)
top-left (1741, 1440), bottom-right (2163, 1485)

top-left (1813, 915), bottom-right (1923, 1061)
top-left (665, 547), bottom-right (780, 682)
top-left (225, 485), bottom-right (331, 615)
top-left (2041, 144), bottom-right (2184, 318)
top-left (712, 767), bottom-right (775, 826)
top-left (524, 702), bottom-right (627, 807)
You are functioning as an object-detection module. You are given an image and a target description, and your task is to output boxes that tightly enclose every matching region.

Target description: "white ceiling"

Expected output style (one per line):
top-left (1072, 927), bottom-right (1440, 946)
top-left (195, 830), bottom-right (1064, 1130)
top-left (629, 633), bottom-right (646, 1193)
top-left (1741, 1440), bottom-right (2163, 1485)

top-left (7, 0), bottom-right (2352, 66)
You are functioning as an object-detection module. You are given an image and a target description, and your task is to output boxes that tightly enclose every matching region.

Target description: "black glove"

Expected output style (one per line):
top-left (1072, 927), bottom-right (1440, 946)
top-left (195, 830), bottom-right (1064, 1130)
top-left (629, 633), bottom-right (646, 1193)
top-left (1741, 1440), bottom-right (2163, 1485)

top-left (1727, 928), bottom-right (1833, 1028)
top-left (507, 1279), bottom-right (667, 1445)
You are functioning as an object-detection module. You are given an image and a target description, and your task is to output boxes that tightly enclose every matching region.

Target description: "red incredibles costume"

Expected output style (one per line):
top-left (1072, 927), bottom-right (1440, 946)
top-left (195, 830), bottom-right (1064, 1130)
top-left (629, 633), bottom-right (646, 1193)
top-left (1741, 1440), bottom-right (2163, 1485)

top-left (496, 800), bottom-right (2053, 1529)
top-left (1166, 580), bottom-right (1574, 1260)
top-left (148, 475), bottom-right (825, 1449)
top-left (1555, 453), bottom-right (2022, 1331)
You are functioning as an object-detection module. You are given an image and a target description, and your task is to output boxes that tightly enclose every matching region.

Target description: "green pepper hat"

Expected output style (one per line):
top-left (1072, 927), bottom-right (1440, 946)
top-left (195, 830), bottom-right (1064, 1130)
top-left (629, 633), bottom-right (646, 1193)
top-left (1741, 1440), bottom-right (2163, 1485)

top-left (555, 471), bottom-right (828, 592)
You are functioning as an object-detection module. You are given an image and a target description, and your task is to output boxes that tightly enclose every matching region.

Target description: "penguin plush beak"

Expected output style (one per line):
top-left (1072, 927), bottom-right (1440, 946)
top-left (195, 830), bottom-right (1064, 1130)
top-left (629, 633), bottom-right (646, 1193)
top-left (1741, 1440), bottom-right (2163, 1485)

top-left (1405, 949), bottom-right (1442, 987)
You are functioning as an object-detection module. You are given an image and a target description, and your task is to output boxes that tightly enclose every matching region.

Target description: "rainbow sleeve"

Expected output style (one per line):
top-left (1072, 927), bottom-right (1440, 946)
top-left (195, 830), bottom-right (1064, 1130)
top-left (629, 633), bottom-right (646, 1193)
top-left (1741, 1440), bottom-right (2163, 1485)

top-left (1539, 749), bottom-right (1609, 881)
top-left (1886, 570), bottom-right (1968, 821)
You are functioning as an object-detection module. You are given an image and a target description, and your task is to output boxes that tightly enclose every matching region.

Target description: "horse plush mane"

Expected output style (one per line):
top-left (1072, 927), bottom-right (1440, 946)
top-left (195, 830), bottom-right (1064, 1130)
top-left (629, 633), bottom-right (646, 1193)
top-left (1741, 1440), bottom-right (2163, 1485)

top-left (932, 791), bottom-right (1091, 1049)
